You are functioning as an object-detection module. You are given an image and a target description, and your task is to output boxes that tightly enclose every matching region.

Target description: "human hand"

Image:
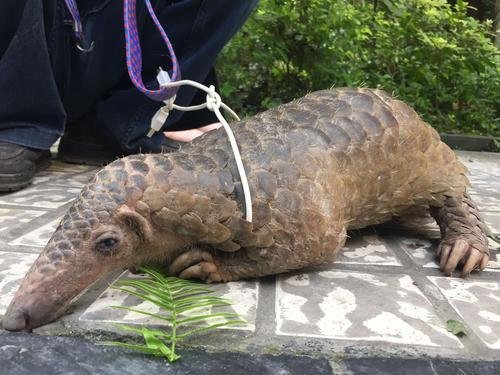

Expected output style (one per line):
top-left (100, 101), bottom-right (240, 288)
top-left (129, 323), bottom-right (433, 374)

top-left (164, 122), bottom-right (221, 142)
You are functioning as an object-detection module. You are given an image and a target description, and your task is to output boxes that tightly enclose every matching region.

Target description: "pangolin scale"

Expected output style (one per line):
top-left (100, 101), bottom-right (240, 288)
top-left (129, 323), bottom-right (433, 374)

top-left (2, 88), bottom-right (489, 331)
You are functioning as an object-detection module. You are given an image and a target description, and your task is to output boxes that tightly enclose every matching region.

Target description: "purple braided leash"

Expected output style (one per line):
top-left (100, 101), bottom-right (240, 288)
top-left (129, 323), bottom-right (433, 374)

top-left (64, 0), bottom-right (180, 101)
top-left (64, 0), bottom-right (85, 42)
top-left (124, 0), bottom-right (180, 101)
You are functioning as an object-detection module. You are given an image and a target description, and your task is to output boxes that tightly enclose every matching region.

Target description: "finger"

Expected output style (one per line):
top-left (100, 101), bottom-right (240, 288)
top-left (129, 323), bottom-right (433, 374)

top-left (164, 129), bottom-right (204, 142)
top-left (197, 122), bottom-right (222, 133)
top-left (164, 122), bottom-right (221, 142)
top-left (461, 249), bottom-right (481, 277)
top-left (443, 239), bottom-right (469, 275)
top-left (439, 244), bottom-right (452, 270)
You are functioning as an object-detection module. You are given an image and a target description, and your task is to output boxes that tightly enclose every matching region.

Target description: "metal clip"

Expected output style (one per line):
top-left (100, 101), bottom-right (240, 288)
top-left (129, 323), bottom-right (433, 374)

top-left (76, 40), bottom-right (95, 53)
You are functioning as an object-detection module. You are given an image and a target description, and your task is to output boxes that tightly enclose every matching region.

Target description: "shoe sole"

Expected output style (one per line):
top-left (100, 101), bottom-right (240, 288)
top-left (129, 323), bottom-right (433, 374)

top-left (0, 155), bottom-right (51, 192)
top-left (0, 177), bottom-right (33, 192)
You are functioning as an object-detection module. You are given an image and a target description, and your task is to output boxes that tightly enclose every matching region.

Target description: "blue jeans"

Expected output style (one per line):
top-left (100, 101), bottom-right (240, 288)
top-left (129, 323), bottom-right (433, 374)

top-left (0, 0), bottom-right (258, 152)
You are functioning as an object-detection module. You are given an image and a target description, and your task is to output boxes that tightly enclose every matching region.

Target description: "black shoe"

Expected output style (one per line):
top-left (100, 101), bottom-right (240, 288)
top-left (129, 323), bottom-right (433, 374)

top-left (0, 142), bottom-right (51, 192)
top-left (58, 125), bottom-right (181, 166)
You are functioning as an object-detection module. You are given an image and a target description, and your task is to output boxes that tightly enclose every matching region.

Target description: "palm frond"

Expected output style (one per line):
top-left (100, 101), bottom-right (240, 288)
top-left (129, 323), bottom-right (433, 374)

top-left (104, 267), bottom-right (247, 362)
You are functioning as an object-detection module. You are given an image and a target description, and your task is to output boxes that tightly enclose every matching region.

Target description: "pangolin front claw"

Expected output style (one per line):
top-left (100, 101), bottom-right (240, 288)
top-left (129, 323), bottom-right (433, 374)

top-left (437, 238), bottom-right (489, 277)
top-left (167, 248), bottom-right (223, 283)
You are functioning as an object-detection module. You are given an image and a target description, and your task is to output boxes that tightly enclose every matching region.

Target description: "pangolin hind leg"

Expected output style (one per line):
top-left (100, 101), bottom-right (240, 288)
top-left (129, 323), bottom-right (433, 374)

top-left (430, 193), bottom-right (489, 277)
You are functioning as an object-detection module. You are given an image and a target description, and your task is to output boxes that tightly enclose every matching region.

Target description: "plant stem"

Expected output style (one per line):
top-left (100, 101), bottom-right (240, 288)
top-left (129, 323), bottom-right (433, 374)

top-left (170, 291), bottom-right (177, 361)
top-left (170, 317), bottom-right (177, 361)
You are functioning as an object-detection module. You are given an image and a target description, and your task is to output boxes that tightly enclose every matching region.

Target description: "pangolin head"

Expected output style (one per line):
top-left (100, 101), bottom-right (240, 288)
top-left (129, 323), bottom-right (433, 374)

top-left (2, 157), bottom-right (171, 331)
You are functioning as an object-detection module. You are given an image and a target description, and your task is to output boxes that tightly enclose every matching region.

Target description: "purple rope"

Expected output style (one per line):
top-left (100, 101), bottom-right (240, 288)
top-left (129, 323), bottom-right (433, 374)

top-left (123, 0), bottom-right (180, 101)
top-left (64, 0), bottom-right (84, 42)
top-left (64, 0), bottom-right (180, 102)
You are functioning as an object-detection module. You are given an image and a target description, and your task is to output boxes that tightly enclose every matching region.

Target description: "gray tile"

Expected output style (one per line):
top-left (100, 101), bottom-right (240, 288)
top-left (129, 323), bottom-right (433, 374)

top-left (46, 176), bottom-right (93, 188)
top-left (276, 269), bottom-right (462, 348)
top-left (469, 173), bottom-right (500, 188)
top-left (459, 158), bottom-right (500, 181)
top-left (469, 193), bottom-right (500, 213)
top-left (80, 272), bottom-right (258, 332)
top-left (8, 218), bottom-right (61, 248)
top-left (32, 169), bottom-right (94, 188)
top-left (0, 251), bottom-right (39, 314)
top-left (32, 170), bottom-right (75, 185)
top-left (468, 186), bottom-right (500, 203)
top-left (487, 238), bottom-right (500, 271)
top-left (429, 276), bottom-right (500, 349)
top-left (460, 154), bottom-right (500, 210)
top-left (337, 235), bottom-right (401, 266)
top-left (0, 185), bottom-right (80, 209)
top-left (0, 208), bottom-right (46, 234)
top-left (40, 170), bottom-right (96, 188)
top-left (467, 171), bottom-right (492, 184)
top-left (397, 237), bottom-right (438, 268)
top-left (457, 150), bottom-right (500, 161)
top-left (47, 161), bottom-right (96, 173)
top-left (483, 212), bottom-right (500, 234)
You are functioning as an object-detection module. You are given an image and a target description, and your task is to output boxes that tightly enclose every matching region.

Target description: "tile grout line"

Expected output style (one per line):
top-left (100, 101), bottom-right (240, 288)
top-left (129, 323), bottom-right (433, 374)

top-left (0, 204), bottom-right (49, 211)
top-left (253, 276), bottom-right (278, 338)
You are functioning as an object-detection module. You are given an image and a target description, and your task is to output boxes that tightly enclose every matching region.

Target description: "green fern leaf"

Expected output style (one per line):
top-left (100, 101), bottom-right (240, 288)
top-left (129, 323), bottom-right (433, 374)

top-left (104, 267), bottom-right (247, 362)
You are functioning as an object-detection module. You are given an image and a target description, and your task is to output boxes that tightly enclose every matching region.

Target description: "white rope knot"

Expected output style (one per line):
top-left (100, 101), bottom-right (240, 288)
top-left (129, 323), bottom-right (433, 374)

top-left (206, 85), bottom-right (222, 112)
top-left (150, 74), bottom-right (253, 222)
top-left (164, 96), bottom-right (176, 111)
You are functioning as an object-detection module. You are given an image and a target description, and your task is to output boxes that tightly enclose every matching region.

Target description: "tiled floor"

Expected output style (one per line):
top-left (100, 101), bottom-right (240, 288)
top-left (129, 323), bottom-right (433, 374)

top-left (276, 270), bottom-right (462, 347)
top-left (0, 152), bottom-right (499, 361)
top-left (80, 275), bottom-right (259, 332)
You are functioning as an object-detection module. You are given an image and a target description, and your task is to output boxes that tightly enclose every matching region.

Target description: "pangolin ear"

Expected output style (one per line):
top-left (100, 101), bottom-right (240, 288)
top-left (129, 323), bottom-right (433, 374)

top-left (116, 206), bottom-right (152, 242)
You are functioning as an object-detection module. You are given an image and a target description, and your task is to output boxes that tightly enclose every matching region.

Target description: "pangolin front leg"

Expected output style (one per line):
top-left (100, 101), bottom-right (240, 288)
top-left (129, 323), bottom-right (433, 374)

top-left (168, 246), bottom-right (231, 283)
top-left (430, 193), bottom-right (490, 277)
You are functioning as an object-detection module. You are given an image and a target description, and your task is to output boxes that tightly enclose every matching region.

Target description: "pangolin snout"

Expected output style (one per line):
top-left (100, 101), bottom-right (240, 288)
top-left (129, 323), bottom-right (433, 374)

top-left (2, 293), bottom-right (62, 331)
top-left (2, 308), bottom-right (31, 332)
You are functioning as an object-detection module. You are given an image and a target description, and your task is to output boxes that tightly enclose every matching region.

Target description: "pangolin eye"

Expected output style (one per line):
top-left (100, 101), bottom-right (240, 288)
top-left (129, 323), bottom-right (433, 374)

top-left (95, 236), bottom-right (120, 254)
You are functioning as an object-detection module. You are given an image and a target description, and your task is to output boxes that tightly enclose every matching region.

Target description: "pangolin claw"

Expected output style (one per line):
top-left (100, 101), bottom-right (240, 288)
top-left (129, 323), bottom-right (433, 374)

top-left (438, 238), bottom-right (489, 277)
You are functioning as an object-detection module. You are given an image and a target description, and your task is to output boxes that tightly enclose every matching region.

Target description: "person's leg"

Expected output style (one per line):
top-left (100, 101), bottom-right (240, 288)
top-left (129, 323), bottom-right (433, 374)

top-left (0, 0), bottom-right (67, 149)
top-left (0, 0), bottom-right (68, 190)
top-left (60, 0), bottom-right (259, 161)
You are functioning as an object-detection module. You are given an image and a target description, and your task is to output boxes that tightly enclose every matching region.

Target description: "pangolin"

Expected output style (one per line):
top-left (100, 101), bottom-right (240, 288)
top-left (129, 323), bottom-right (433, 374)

top-left (2, 88), bottom-right (490, 331)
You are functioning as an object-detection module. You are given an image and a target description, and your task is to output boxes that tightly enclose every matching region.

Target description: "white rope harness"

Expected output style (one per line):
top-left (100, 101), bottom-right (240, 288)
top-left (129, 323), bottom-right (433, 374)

top-left (148, 69), bottom-right (253, 223)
